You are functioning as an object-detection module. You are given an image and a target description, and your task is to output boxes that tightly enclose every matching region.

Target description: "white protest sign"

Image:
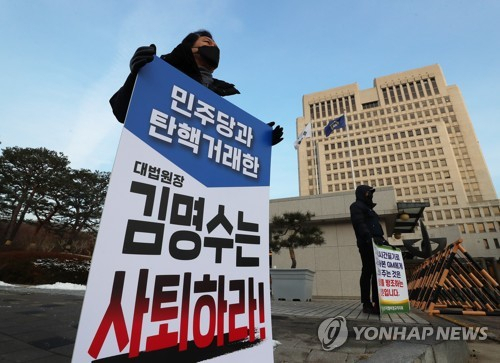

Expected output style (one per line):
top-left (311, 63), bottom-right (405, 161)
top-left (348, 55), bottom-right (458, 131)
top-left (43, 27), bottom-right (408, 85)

top-left (73, 57), bottom-right (274, 362)
top-left (373, 243), bottom-right (410, 314)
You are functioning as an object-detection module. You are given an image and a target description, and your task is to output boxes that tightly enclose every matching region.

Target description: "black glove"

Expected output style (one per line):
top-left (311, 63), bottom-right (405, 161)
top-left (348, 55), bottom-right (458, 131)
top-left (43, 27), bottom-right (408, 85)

top-left (130, 44), bottom-right (156, 75)
top-left (267, 122), bottom-right (284, 146)
top-left (373, 237), bottom-right (398, 250)
top-left (209, 79), bottom-right (240, 96)
top-left (373, 236), bottom-right (388, 246)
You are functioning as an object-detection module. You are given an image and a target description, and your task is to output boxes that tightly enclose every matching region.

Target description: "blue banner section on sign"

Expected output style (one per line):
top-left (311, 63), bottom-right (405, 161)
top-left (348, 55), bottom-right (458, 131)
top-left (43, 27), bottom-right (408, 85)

top-left (124, 57), bottom-right (272, 188)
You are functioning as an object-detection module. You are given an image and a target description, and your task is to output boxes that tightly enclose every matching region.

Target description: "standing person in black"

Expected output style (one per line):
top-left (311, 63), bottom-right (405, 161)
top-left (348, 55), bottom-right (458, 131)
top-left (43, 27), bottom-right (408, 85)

top-left (109, 29), bottom-right (284, 146)
top-left (350, 185), bottom-right (390, 314)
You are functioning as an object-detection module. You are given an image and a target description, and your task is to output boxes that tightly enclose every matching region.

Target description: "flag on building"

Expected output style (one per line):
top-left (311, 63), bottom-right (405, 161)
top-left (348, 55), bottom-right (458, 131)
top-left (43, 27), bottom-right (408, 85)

top-left (324, 115), bottom-right (346, 137)
top-left (294, 122), bottom-right (312, 149)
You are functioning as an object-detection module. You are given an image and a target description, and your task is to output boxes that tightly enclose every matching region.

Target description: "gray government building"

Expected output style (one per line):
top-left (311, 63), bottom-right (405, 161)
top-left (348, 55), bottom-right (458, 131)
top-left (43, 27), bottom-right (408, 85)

top-left (270, 64), bottom-right (500, 299)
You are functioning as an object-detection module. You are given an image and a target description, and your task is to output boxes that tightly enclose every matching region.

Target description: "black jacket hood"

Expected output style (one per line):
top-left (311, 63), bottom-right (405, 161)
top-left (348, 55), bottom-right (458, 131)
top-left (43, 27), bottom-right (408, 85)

top-left (355, 185), bottom-right (376, 207)
top-left (160, 43), bottom-right (202, 84)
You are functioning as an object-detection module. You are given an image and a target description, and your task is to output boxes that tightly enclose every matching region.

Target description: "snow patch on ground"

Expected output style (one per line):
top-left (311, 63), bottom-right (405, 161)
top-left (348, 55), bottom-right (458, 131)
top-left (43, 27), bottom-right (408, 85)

top-left (0, 280), bottom-right (86, 290)
top-left (33, 282), bottom-right (86, 290)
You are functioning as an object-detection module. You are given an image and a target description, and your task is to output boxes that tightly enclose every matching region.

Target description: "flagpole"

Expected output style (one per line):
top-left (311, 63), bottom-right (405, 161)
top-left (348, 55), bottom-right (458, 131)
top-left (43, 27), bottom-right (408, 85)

top-left (344, 114), bottom-right (356, 188)
top-left (313, 140), bottom-right (322, 194)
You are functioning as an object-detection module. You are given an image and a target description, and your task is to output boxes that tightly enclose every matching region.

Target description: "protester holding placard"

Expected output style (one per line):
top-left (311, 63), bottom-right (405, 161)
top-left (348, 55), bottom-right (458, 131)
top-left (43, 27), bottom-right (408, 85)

top-left (109, 29), bottom-right (284, 146)
top-left (75, 36), bottom-right (276, 361)
top-left (349, 185), bottom-right (391, 315)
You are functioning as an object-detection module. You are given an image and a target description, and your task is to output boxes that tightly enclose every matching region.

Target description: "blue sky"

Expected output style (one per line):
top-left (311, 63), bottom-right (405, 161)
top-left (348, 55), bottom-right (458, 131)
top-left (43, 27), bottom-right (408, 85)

top-left (1, 0), bottom-right (499, 199)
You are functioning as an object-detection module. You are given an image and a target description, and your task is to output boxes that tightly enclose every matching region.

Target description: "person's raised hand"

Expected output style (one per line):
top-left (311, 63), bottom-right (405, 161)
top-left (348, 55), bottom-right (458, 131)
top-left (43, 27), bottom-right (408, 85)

top-left (130, 44), bottom-right (156, 75)
top-left (267, 122), bottom-right (284, 146)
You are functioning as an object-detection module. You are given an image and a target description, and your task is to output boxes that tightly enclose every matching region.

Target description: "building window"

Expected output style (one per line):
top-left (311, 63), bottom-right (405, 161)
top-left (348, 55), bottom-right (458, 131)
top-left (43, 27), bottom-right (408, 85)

top-left (402, 84), bottom-right (410, 99)
top-left (431, 77), bottom-right (440, 94)
top-left (483, 239), bottom-right (490, 249)
top-left (493, 206), bottom-right (500, 216)
top-left (410, 83), bottom-right (417, 98)
top-left (423, 79), bottom-right (432, 95)
top-left (487, 222), bottom-right (496, 232)
top-left (416, 81), bottom-right (425, 97)
top-left (389, 87), bottom-right (396, 103)
top-left (494, 238), bottom-right (500, 249)
top-left (396, 85), bottom-right (403, 102)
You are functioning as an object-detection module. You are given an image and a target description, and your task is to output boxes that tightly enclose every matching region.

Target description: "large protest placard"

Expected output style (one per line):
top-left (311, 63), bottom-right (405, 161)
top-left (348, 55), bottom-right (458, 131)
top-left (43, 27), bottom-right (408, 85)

top-left (373, 243), bottom-right (410, 314)
top-left (72, 57), bottom-right (274, 362)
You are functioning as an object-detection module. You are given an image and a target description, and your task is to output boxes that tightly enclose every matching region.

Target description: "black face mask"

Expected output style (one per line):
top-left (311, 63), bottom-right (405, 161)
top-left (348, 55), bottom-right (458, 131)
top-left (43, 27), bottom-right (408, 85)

top-left (196, 46), bottom-right (220, 69)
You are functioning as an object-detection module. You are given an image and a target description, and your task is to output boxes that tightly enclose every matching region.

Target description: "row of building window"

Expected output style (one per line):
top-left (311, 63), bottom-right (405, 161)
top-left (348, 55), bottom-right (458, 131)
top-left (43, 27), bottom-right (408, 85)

top-left (355, 107), bottom-right (453, 124)
top-left (322, 169), bottom-right (452, 185)
top-left (322, 126), bottom-right (440, 149)
top-left (354, 96), bottom-right (451, 120)
top-left (362, 101), bottom-right (379, 109)
top-left (304, 126), bottom-right (442, 154)
top-left (308, 84), bottom-right (448, 124)
top-left (320, 157), bottom-right (449, 178)
top-left (307, 101), bottom-right (454, 148)
top-left (326, 150), bottom-right (446, 165)
top-left (310, 180), bottom-right (484, 210)
top-left (309, 95), bottom-right (357, 120)
top-left (461, 222), bottom-right (499, 233)
top-left (327, 158), bottom-right (448, 172)
top-left (459, 222), bottom-right (500, 236)
top-left (326, 150), bottom-right (446, 168)
top-left (427, 208), bottom-right (500, 222)
top-left (309, 175), bottom-right (456, 197)
top-left (310, 113), bottom-right (451, 138)
top-left (482, 238), bottom-right (499, 249)
top-left (316, 180), bottom-right (456, 197)
top-left (381, 77), bottom-right (440, 105)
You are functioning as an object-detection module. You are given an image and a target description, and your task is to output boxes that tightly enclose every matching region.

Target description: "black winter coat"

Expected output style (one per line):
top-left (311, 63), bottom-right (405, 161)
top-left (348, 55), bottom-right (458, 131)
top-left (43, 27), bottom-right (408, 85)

top-left (350, 185), bottom-right (385, 247)
top-left (109, 42), bottom-right (239, 123)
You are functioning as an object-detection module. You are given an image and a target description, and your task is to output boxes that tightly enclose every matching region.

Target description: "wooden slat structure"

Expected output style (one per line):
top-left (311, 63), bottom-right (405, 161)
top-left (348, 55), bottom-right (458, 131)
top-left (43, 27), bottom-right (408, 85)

top-left (407, 239), bottom-right (500, 316)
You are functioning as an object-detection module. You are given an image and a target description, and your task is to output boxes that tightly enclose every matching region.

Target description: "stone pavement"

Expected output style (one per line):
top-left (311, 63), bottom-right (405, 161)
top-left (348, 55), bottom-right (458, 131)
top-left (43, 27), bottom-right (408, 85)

top-left (0, 285), bottom-right (498, 362)
top-left (271, 299), bottom-right (497, 363)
